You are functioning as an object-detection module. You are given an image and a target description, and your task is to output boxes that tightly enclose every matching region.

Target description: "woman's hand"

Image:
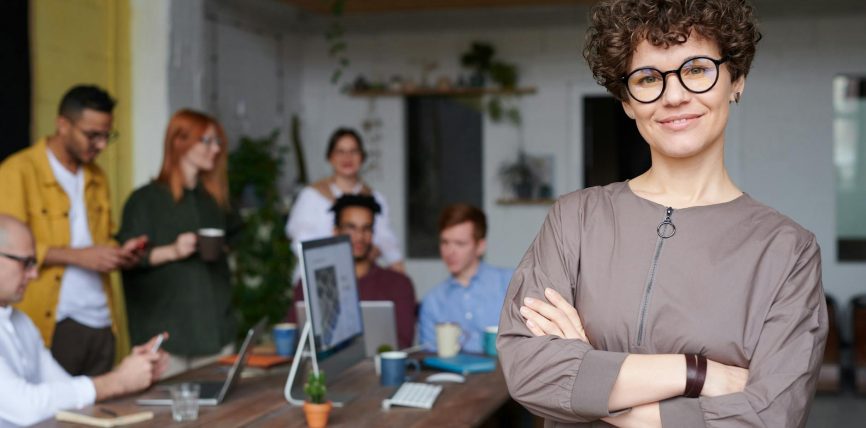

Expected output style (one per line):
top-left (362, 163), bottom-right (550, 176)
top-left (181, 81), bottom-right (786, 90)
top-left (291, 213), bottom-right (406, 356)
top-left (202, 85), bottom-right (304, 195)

top-left (702, 359), bottom-right (749, 397)
top-left (173, 232), bottom-right (197, 260)
top-left (519, 287), bottom-right (588, 342)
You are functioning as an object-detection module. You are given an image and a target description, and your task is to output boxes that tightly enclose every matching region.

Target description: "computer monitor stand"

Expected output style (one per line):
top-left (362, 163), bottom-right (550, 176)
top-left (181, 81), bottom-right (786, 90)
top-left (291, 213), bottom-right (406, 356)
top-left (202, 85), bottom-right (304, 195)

top-left (284, 321), bottom-right (363, 408)
top-left (284, 321), bottom-right (324, 406)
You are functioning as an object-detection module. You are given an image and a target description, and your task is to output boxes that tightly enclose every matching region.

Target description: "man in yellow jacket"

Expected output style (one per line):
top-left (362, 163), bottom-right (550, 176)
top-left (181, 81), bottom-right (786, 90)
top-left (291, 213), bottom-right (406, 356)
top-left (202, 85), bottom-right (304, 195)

top-left (0, 85), bottom-right (147, 376)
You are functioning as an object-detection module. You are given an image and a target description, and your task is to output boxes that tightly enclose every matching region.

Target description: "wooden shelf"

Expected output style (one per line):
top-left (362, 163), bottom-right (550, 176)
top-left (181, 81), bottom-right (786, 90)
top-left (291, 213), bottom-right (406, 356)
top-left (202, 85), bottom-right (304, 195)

top-left (347, 86), bottom-right (537, 97)
top-left (496, 198), bottom-right (556, 206)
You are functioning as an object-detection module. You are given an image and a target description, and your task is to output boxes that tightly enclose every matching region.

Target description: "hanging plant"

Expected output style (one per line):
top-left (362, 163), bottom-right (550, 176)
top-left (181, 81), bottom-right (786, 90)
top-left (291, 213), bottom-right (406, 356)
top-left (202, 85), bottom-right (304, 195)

top-left (325, 0), bottom-right (350, 84)
top-left (459, 41), bottom-right (522, 127)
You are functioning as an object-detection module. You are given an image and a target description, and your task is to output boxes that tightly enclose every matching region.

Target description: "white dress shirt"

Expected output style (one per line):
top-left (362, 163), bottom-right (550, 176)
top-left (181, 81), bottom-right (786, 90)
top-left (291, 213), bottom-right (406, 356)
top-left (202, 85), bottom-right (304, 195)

top-left (0, 306), bottom-right (96, 427)
top-left (46, 150), bottom-right (111, 329)
top-left (285, 183), bottom-right (403, 268)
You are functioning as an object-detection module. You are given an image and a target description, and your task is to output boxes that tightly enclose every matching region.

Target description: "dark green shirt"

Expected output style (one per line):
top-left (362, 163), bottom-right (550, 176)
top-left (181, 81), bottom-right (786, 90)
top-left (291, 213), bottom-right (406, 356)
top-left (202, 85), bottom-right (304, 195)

top-left (118, 182), bottom-right (240, 356)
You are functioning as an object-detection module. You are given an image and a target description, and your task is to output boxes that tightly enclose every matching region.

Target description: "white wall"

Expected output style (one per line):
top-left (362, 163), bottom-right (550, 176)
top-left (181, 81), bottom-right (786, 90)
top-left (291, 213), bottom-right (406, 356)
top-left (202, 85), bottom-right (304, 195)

top-left (732, 15), bottom-right (866, 313)
top-left (294, 13), bottom-right (866, 306)
top-left (130, 0), bottom-right (170, 187)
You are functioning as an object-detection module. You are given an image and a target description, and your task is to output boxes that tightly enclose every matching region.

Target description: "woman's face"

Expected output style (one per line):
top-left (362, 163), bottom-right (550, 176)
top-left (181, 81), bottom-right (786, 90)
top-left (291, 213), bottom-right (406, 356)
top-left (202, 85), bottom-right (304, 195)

top-left (621, 34), bottom-right (744, 161)
top-left (328, 135), bottom-right (363, 178)
top-left (183, 124), bottom-right (221, 173)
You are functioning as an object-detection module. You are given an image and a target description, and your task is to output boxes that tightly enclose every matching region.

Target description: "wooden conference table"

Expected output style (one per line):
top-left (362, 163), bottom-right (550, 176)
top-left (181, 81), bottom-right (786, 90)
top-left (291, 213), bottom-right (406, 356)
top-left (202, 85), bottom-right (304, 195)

top-left (39, 356), bottom-right (513, 427)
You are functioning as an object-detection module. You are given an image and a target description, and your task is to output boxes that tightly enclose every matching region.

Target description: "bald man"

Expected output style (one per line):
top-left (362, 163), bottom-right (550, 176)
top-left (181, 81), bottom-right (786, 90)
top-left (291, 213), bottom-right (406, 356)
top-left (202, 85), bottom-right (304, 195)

top-left (0, 215), bottom-right (166, 427)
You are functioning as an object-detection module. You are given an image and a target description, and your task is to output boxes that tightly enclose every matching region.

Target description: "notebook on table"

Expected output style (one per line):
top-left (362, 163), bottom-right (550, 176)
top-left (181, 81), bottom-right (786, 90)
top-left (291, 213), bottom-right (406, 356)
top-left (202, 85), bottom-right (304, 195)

top-left (136, 318), bottom-right (266, 406)
top-left (422, 354), bottom-right (496, 375)
top-left (55, 408), bottom-right (153, 427)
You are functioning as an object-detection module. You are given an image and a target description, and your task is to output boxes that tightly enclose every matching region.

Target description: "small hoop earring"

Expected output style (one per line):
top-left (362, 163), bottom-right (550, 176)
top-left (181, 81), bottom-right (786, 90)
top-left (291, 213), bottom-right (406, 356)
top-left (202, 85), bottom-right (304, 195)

top-left (734, 92), bottom-right (741, 104)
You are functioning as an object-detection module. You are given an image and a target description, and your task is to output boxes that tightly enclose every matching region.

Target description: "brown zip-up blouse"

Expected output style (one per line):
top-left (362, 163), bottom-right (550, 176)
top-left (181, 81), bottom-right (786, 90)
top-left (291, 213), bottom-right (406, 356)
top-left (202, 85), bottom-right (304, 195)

top-left (498, 181), bottom-right (827, 427)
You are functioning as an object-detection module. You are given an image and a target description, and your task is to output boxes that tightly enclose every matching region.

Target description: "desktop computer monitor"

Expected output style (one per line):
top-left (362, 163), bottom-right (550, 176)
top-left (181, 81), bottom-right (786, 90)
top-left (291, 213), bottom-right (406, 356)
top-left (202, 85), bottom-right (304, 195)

top-left (299, 235), bottom-right (364, 352)
top-left (291, 235), bottom-right (366, 404)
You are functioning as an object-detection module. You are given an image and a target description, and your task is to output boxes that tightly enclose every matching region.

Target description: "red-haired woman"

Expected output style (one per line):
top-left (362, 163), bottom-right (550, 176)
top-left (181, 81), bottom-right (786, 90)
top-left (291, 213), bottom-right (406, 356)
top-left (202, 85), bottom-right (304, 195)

top-left (118, 109), bottom-right (240, 377)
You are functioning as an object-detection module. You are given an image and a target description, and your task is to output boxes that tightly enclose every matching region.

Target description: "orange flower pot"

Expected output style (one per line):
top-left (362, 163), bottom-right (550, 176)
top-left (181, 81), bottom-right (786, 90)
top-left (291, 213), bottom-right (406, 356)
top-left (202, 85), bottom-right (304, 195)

top-left (303, 401), bottom-right (333, 428)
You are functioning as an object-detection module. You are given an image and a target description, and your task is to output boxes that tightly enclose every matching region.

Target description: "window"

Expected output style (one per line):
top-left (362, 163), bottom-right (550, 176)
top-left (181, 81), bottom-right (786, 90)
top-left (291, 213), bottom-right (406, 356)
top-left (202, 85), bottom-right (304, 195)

top-left (834, 75), bottom-right (866, 261)
top-left (406, 96), bottom-right (483, 258)
top-left (583, 96), bottom-right (650, 187)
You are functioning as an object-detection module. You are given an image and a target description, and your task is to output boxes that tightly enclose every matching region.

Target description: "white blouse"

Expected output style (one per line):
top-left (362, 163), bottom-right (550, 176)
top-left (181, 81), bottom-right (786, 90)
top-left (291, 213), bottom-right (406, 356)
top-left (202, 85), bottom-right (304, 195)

top-left (285, 183), bottom-right (403, 266)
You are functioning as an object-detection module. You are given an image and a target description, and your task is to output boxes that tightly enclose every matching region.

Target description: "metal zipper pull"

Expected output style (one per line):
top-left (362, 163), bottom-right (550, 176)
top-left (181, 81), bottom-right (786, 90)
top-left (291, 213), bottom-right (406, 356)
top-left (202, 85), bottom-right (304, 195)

top-left (657, 207), bottom-right (676, 238)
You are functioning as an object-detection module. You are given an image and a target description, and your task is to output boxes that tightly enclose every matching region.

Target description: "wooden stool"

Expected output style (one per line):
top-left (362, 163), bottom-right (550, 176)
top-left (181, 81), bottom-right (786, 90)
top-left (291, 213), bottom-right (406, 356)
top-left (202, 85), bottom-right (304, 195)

top-left (817, 295), bottom-right (840, 393)
top-left (854, 295), bottom-right (866, 394)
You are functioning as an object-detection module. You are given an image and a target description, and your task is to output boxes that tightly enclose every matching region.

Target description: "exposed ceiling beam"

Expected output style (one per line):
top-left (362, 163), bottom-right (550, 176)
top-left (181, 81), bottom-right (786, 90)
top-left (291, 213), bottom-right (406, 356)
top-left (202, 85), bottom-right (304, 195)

top-left (281, 0), bottom-right (594, 15)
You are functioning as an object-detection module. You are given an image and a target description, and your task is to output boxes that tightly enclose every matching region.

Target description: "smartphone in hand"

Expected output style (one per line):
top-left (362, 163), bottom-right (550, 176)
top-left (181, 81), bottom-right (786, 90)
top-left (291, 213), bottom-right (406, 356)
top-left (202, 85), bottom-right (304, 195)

top-left (150, 334), bottom-right (164, 354)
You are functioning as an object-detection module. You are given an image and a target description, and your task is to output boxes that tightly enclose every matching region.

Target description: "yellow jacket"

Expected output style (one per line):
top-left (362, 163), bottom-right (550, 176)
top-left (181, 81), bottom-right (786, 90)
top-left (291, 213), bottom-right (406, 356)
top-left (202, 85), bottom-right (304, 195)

top-left (0, 138), bottom-right (117, 345)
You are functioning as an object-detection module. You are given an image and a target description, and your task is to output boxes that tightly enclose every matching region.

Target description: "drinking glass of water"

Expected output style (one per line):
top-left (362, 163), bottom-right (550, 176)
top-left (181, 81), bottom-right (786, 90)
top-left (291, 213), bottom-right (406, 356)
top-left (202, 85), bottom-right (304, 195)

top-left (170, 383), bottom-right (200, 421)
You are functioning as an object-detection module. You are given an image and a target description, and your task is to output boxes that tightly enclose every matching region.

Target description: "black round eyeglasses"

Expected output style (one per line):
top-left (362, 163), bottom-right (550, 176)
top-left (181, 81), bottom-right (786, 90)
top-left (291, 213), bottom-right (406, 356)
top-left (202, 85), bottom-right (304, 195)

top-left (621, 56), bottom-right (728, 104)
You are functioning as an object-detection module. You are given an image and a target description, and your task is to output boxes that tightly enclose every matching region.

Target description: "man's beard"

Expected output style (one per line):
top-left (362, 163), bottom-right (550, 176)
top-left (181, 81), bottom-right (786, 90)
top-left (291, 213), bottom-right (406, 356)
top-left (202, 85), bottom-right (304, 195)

top-left (354, 247), bottom-right (372, 263)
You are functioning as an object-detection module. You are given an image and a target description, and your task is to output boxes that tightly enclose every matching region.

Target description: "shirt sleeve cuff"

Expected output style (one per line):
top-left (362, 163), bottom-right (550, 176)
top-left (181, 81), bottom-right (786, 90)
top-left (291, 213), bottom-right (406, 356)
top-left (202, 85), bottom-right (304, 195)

top-left (660, 396), bottom-right (706, 428)
top-left (570, 349), bottom-right (628, 418)
top-left (73, 377), bottom-right (97, 408)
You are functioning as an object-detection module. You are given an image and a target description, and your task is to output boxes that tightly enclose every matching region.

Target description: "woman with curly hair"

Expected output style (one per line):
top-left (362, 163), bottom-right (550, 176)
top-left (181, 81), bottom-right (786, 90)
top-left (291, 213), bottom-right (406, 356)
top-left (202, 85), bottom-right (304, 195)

top-left (498, 0), bottom-right (827, 426)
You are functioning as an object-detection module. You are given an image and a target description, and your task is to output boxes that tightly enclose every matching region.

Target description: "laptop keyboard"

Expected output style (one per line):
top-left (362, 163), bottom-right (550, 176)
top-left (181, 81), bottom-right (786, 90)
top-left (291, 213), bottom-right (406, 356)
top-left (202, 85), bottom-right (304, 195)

top-left (199, 381), bottom-right (224, 399)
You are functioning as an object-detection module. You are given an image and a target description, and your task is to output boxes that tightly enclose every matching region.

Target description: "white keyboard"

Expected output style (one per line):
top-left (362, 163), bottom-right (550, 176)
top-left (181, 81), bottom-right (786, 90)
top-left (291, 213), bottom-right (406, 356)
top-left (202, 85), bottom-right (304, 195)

top-left (381, 382), bottom-right (443, 410)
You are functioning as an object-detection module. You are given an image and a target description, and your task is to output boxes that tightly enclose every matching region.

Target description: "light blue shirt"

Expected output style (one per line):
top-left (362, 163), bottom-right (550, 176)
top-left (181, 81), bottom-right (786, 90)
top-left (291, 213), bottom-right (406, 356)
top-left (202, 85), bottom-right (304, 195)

top-left (419, 262), bottom-right (514, 353)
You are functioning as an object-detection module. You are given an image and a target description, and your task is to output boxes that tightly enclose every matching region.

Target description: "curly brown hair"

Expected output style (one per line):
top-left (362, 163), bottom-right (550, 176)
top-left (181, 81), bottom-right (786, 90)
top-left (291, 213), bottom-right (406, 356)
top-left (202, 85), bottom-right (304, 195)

top-left (583, 0), bottom-right (761, 101)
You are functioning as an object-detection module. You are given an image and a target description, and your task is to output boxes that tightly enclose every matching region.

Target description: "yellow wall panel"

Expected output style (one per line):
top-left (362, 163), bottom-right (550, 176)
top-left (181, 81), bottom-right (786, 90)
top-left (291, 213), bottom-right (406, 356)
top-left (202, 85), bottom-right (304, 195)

top-left (31, 0), bottom-right (133, 360)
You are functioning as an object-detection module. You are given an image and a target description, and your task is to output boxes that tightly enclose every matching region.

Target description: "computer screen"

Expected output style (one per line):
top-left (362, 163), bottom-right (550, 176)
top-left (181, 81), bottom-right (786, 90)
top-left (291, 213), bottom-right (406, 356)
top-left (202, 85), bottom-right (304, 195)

top-left (299, 235), bottom-right (364, 352)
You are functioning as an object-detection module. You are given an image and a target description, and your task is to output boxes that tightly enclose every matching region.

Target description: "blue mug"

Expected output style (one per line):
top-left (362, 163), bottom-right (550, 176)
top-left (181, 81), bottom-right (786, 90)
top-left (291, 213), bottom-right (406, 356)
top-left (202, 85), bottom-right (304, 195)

top-left (379, 351), bottom-right (420, 386)
top-left (273, 323), bottom-right (297, 357)
top-left (484, 326), bottom-right (498, 356)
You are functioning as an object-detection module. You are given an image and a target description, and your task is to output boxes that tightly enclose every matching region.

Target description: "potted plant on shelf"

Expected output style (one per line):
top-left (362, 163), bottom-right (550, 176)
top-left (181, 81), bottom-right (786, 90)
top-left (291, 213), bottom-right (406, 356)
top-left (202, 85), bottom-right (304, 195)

top-left (303, 371), bottom-right (332, 428)
top-left (459, 41), bottom-right (523, 127)
top-left (499, 151), bottom-right (538, 200)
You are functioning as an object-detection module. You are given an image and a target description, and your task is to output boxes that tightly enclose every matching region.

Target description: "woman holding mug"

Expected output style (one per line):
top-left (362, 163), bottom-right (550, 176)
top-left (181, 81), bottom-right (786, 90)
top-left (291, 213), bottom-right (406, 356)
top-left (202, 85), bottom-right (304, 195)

top-left (498, 0), bottom-right (827, 426)
top-left (118, 109), bottom-right (240, 377)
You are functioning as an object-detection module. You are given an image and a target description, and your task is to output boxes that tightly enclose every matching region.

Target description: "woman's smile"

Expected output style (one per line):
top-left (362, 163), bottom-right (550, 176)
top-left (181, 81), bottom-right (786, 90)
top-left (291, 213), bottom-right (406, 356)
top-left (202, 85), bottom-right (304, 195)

top-left (655, 112), bottom-right (704, 131)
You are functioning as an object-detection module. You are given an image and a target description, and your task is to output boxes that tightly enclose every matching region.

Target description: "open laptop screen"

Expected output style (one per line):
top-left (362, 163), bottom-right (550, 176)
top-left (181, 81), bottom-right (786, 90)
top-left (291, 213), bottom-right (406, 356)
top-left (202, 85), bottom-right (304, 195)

top-left (136, 318), bottom-right (266, 406)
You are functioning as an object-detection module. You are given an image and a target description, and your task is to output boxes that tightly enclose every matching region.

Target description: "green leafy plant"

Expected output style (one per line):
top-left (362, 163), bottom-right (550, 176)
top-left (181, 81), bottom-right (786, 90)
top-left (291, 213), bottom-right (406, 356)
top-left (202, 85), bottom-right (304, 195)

top-left (459, 41), bottom-right (522, 127)
top-left (304, 371), bottom-right (328, 404)
top-left (461, 42), bottom-right (495, 82)
top-left (325, 0), bottom-right (350, 84)
top-left (227, 131), bottom-right (294, 342)
top-left (376, 344), bottom-right (394, 354)
top-left (499, 151), bottom-right (538, 199)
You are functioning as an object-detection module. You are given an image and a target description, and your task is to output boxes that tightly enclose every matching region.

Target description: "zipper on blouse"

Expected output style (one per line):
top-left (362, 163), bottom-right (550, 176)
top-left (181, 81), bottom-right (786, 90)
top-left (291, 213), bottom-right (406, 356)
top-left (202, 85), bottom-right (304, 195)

top-left (636, 207), bottom-right (676, 346)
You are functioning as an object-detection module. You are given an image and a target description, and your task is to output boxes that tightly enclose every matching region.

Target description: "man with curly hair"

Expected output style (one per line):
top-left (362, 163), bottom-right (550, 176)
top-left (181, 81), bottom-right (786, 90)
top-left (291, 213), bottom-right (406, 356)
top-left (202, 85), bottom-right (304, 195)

top-left (499, 1), bottom-right (826, 427)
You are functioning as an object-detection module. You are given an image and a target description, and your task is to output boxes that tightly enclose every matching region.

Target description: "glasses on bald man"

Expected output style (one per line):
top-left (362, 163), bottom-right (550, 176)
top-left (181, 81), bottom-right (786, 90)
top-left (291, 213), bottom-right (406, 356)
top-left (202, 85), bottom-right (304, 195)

top-left (0, 252), bottom-right (37, 271)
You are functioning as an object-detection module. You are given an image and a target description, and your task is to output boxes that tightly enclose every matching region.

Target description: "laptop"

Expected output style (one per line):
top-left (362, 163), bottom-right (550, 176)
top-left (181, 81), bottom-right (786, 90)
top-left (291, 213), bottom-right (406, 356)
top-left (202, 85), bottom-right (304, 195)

top-left (296, 300), bottom-right (398, 357)
top-left (136, 318), bottom-right (267, 406)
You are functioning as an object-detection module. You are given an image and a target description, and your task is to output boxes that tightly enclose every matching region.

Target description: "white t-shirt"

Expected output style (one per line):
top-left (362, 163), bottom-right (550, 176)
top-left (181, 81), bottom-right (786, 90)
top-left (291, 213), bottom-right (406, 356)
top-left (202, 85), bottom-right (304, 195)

top-left (46, 151), bottom-right (111, 329)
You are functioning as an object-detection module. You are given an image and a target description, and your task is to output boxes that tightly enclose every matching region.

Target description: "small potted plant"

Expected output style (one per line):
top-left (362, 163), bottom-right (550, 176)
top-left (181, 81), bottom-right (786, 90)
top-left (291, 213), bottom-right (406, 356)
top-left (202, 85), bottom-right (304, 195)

top-left (303, 371), bottom-right (332, 428)
top-left (499, 151), bottom-right (538, 199)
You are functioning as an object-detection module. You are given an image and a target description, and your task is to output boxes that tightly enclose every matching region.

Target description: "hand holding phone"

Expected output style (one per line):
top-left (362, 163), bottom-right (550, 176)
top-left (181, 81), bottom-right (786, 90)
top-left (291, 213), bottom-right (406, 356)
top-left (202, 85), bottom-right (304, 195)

top-left (150, 333), bottom-right (164, 354)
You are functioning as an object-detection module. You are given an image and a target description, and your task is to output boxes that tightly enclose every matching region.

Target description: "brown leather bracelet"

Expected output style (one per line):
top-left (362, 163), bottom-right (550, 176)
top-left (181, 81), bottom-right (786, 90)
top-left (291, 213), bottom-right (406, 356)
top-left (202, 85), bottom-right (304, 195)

top-left (691, 354), bottom-right (708, 397)
top-left (684, 354), bottom-right (697, 397)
